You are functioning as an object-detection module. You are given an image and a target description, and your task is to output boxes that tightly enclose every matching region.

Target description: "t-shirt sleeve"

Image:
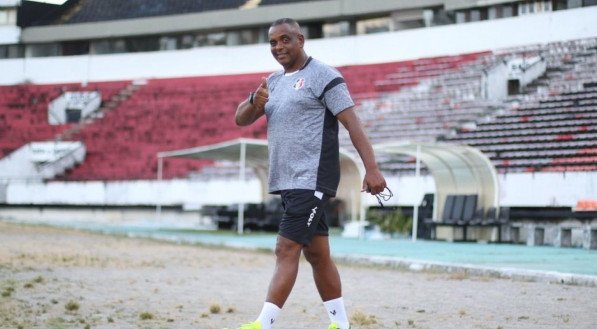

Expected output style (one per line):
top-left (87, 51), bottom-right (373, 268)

top-left (316, 69), bottom-right (354, 116)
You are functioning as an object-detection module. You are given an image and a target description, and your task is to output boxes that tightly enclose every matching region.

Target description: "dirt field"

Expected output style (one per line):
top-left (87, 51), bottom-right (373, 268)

top-left (1, 221), bottom-right (596, 329)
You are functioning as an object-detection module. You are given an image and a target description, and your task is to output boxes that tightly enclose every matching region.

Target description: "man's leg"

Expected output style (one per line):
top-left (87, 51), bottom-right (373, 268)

top-left (237, 190), bottom-right (325, 329)
top-left (303, 235), bottom-right (341, 300)
top-left (303, 235), bottom-right (350, 329)
top-left (265, 235), bottom-right (303, 307)
top-left (246, 235), bottom-right (302, 329)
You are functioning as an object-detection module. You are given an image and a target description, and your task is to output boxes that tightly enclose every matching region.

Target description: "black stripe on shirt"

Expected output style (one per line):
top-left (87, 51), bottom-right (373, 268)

top-left (315, 107), bottom-right (340, 197)
top-left (318, 77), bottom-right (346, 100)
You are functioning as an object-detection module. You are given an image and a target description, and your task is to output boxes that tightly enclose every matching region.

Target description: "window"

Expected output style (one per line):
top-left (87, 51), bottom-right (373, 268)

top-left (519, 2), bottom-right (531, 15)
top-left (503, 4), bottom-right (515, 17)
top-left (567, 0), bottom-right (583, 8)
top-left (356, 17), bottom-right (392, 35)
top-left (28, 43), bottom-right (59, 57)
top-left (323, 21), bottom-right (350, 38)
top-left (455, 11), bottom-right (466, 23)
top-left (179, 34), bottom-right (195, 49)
top-left (488, 6), bottom-right (497, 19)
top-left (226, 31), bottom-right (241, 46)
top-left (126, 36), bottom-right (159, 52)
top-left (0, 44), bottom-right (22, 58)
top-left (0, 8), bottom-right (16, 25)
top-left (159, 36), bottom-right (177, 50)
top-left (470, 9), bottom-right (482, 21)
top-left (196, 32), bottom-right (226, 46)
top-left (92, 39), bottom-right (126, 54)
top-left (61, 41), bottom-right (89, 56)
top-left (239, 29), bottom-right (260, 45)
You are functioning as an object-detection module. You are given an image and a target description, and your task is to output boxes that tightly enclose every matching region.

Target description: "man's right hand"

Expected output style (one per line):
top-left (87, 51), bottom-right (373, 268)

top-left (235, 77), bottom-right (269, 126)
top-left (252, 77), bottom-right (269, 111)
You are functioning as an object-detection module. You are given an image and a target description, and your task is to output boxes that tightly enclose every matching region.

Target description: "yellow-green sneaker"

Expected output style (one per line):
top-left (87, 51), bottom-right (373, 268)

top-left (235, 321), bottom-right (261, 329)
top-left (328, 322), bottom-right (339, 329)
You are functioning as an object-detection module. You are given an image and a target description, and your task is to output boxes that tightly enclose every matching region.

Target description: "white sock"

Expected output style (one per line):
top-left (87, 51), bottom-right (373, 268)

top-left (324, 297), bottom-right (350, 329)
top-left (256, 302), bottom-right (281, 329)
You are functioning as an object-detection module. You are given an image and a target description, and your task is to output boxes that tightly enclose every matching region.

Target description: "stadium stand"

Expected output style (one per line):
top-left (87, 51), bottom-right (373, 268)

top-left (0, 81), bottom-right (127, 158)
top-left (1, 37), bottom-right (594, 180)
top-left (0, 52), bottom-right (484, 181)
top-left (442, 38), bottom-right (597, 173)
top-left (62, 73), bottom-right (268, 180)
top-left (344, 37), bottom-right (597, 174)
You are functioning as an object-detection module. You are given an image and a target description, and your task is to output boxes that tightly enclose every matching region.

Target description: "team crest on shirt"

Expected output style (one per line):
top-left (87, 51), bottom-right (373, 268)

top-left (293, 78), bottom-right (305, 90)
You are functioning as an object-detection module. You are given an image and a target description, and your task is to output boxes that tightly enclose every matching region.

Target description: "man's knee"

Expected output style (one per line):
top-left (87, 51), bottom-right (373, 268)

top-left (303, 245), bottom-right (330, 266)
top-left (303, 248), bottom-right (321, 265)
top-left (274, 235), bottom-right (302, 261)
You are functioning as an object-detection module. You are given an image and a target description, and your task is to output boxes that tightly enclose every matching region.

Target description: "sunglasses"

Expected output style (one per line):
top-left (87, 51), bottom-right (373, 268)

top-left (373, 187), bottom-right (393, 208)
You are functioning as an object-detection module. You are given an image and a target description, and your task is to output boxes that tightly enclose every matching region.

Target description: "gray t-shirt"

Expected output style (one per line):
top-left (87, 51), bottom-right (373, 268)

top-left (264, 57), bottom-right (354, 196)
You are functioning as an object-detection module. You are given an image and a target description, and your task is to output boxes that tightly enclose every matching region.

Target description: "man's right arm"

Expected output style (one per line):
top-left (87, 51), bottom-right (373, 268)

top-left (235, 77), bottom-right (268, 126)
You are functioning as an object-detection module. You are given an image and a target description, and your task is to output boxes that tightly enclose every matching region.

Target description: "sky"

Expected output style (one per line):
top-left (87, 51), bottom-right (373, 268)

top-left (26, 0), bottom-right (68, 4)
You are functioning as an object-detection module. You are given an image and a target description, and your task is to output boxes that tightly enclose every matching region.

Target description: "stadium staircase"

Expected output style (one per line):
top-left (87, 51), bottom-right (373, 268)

top-left (0, 141), bottom-right (85, 182)
top-left (57, 81), bottom-right (142, 141)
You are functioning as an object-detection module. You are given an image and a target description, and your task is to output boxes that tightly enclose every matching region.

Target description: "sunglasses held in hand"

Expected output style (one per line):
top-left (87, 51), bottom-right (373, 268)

top-left (368, 187), bottom-right (393, 208)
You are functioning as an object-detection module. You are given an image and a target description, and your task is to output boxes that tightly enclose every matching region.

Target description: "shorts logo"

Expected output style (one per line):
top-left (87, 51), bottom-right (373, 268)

top-left (293, 78), bottom-right (305, 90)
top-left (307, 206), bottom-right (318, 227)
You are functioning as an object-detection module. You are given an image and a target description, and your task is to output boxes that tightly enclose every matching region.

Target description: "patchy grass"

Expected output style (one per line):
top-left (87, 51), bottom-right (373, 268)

top-left (47, 316), bottom-right (69, 328)
top-left (350, 309), bottom-right (377, 326)
top-left (209, 303), bottom-right (221, 314)
top-left (139, 312), bottom-right (154, 320)
top-left (64, 300), bottom-right (80, 312)
top-left (1, 286), bottom-right (15, 297)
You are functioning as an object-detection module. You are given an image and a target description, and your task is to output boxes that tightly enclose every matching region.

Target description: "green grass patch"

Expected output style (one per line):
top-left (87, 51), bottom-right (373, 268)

top-left (139, 312), bottom-right (154, 320)
top-left (64, 300), bottom-right (80, 312)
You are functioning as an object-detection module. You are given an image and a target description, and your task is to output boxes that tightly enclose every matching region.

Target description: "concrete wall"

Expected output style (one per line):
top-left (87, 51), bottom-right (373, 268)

top-left (5, 172), bottom-right (595, 208)
top-left (0, 25), bottom-right (19, 44)
top-left (507, 219), bottom-right (597, 249)
top-left (6, 178), bottom-right (262, 206)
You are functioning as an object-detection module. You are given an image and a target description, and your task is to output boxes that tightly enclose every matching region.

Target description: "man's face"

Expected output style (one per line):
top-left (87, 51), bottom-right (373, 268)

top-left (268, 23), bottom-right (304, 70)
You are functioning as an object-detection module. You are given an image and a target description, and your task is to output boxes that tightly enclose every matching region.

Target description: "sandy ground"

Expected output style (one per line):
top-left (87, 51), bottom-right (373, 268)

top-left (0, 222), bottom-right (596, 329)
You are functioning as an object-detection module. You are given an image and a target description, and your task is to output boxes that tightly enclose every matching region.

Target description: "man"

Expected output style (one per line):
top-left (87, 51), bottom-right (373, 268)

top-left (233, 18), bottom-right (386, 329)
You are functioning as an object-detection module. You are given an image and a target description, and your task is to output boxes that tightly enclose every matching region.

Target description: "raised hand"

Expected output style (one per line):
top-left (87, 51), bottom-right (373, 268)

top-left (253, 77), bottom-right (269, 110)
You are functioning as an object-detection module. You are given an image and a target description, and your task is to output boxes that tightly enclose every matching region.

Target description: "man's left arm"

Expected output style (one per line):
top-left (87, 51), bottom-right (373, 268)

top-left (336, 107), bottom-right (386, 195)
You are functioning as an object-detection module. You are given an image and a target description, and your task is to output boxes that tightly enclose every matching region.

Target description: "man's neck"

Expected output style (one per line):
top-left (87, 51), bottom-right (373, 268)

top-left (284, 53), bottom-right (309, 73)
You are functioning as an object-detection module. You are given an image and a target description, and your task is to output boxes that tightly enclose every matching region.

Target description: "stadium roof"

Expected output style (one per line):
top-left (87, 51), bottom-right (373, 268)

top-left (20, 0), bottom-right (444, 41)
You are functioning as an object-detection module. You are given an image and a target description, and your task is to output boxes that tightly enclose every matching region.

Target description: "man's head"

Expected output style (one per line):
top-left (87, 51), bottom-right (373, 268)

top-left (268, 18), bottom-right (308, 72)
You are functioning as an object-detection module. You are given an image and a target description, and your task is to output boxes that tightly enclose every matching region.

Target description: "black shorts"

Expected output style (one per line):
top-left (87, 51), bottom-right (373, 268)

top-left (278, 189), bottom-right (331, 246)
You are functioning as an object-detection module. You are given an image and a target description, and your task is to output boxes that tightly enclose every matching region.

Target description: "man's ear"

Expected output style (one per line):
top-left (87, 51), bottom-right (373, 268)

top-left (298, 34), bottom-right (305, 47)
